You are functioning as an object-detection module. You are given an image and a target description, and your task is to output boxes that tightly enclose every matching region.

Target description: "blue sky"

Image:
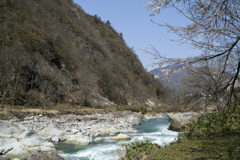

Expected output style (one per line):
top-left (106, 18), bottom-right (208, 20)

top-left (73, 0), bottom-right (201, 71)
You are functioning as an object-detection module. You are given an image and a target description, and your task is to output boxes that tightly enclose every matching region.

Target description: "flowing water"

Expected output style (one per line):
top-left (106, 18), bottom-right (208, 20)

top-left (55, 118), bottom-right (178, 160)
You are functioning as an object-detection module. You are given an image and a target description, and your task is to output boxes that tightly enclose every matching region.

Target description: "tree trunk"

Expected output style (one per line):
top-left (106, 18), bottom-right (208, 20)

top-left (11, 94), bottom-right (14, 107)
top-left (29, 74), bottom-right (34, 106)
top-left (67, 91), bottom-right (69, 109)
top-left (1, 92), bottom-right (6, 111)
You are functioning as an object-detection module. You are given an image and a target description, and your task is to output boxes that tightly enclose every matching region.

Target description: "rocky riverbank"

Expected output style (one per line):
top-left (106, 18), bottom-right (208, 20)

top-left (166, 112), bottom-right (201, 132)
top-left (0, 111), bottom-right (164, 159)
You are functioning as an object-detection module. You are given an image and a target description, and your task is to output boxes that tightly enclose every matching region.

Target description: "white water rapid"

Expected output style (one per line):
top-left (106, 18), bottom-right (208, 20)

top-left (56, 118), bottom-right (178, 160)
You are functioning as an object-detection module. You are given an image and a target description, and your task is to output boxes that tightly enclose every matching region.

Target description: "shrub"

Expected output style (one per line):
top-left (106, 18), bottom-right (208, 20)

top-left (83, 100), bottom-right (91, 107)
top-left (123, 140), bottom-right (160, 160)
top-left (106, 20), bottom-right (111, 26)
top-left (182, 105), bottom-right (240, 139)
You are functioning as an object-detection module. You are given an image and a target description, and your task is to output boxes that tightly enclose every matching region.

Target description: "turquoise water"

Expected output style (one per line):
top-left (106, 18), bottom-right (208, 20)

top-left (55, 118), bottom-right (178, 160)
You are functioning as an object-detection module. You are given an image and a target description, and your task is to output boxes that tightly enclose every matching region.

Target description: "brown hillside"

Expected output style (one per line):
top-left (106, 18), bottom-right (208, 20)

top-left (0, 0), bottom-right (164, 107)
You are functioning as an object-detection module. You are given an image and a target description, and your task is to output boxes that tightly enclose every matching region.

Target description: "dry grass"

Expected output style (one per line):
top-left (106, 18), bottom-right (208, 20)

top-left (0, 104), bottom-right (121, 119)
top-left (20, 109), bottom-right (58, 114)
top-left (0, 103), bottom-right (184, 120)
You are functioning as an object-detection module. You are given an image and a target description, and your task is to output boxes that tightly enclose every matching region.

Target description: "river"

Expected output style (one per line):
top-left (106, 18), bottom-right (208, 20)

top-left (54, 117), bottom-right (178, 160)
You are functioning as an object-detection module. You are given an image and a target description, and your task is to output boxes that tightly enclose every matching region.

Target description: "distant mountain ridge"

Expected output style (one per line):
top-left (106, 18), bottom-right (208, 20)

top-left (150, 65), bottom-right (188, 90)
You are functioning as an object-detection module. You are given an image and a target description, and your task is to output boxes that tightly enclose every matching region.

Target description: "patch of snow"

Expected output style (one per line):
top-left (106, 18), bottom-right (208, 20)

top-left (146, 99), bottom-right (155, 107)
top-left (154, 75), bottom-right (160, 79)
top-left (93, 94), bottom-right (116, 106)
top-left (71, 8), bottom-right (81, 19)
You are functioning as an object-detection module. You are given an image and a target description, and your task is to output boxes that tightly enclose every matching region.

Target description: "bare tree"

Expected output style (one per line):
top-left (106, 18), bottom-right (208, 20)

top-left (7, 55), bottom-right (27, 106)
top-left (74, 70), bottom-right (99, 107)
top-left (7, 72), bottom-right (23, 106)
top-left (180, 58), bottom-right (234, 111)
top-left (145, 0), bottom-right (240, 107)
top-left (25, 54), bottom-right (38, 106)
top-left (38, 76), bottom-right (55, 114)
top-left (0, 48), bottom-right (27, 107)
top-left (0, 53), bottom-right (11, 110)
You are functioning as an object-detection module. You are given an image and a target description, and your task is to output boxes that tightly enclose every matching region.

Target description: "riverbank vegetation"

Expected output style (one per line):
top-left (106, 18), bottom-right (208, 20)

top-left (122, 105), bottom-right (240, 159)
top-left (0, 102), bottom-right (174, 120)
top-left (123, 129), bottom-right (240, 160)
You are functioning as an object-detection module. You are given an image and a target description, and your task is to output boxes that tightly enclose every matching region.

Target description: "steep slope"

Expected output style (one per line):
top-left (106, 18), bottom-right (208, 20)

top-left (0, 0), bottom-right (161, 106)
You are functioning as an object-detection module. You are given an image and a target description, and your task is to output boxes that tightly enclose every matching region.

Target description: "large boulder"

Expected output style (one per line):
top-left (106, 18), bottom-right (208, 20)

top-left (128, 113), bottom-right (144, 125)
top-left (0, 121), bottom-right (55, 159)
top-left (65, 135), bottom-right (92, 146)
top-left (113, 134), bottom-right (131, 141)
top-left (93, 138), bottom-right (102, 143)
top-left (90, 125), bottom-right (120, 136)
top-left (71, 129), bottom-right (79, 134)
top-left (60, 115), bottom-right (81, 122)
top-left (38, 122), bottom-right (68, 137)
top-left (0, 130), bottom-right (55, 159)
top-left (50, 136), bottom-right (60, 142)
top-left (0, 120), bottom-right (24, 137)
top-left (166, 112), bottom-right (200, 132)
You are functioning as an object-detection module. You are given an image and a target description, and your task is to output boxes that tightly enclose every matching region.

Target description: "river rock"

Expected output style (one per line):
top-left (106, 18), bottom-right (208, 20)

top-left (122, 110), bottom-right (132, 116)
top-left (128, 113), bottom-right (144, 125)
top-left (0, 156), bottom-right (11, 160)
top-left (0, 120), bottom-right (21, 136)
top-left (0, 129), bottom-right (55, 159)
top-left (50, 136), bottom-right (60, 142)
top-left (93, 138), bottom-right (102, 143)
top-left (113, 133), bottom-right (130, 141)
top-left (81, 137), bottom-right (92, 145)
top-left (0, 148), bottom-right (13, 155)
top-left (65, 127), bottom-right (71, 132)
top-left (71, 129), bottom-right (78, 134)
top-left (65, 135), bottom-right (92, 146)
top-left (166, 112), bottom-right (200, 132)
top-left (38, 122), bottom-right (67, 137)
top-left (144, 114), bottom-right (152, 120)
top-left (90, 125), bottom-right (120, 136)
top-left (59, 136), bottom-right (67, 142)
top-left (64, 115), bottom-right (81, 122)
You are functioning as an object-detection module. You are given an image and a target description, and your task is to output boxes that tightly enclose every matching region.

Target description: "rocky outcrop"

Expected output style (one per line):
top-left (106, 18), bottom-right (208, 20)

top-left (144, 113), bottom-right (164, 120)
top-left (0, 121), bottom-right (55, 159)
top-left (65, 134), bottom-right (92, 146)
top-left (0, 148), bottom-right (13, 155)
top-left (128, 113), bottom-right (144, 125)
top-left (166, 112), bottom-right (201, 132)
top-left (38, 122), bottom-right (69, 138)
top-left (113, 134), bottom-right (131, 141)
top-left (90, 125), bottom-right (120, 136)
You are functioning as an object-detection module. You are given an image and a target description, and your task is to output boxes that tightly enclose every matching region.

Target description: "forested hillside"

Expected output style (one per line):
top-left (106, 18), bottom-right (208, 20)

top-left (0, 0), bottom-right (164, 107)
